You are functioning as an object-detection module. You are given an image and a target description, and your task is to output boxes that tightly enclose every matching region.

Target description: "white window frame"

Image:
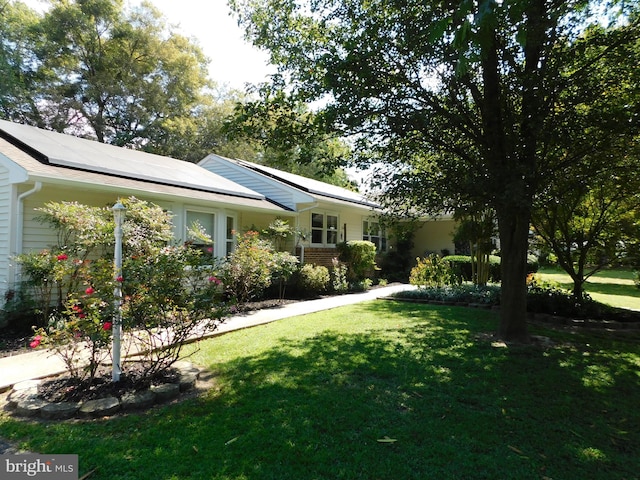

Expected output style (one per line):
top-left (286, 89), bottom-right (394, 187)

top-left (310, 211), bottom-right (340, 246)
top-left (362, 218), bottom-right (387, 252)
top-left (185, 209), bottom-right (216, 255)
top-left (225, 214), bottom-right (237, 256)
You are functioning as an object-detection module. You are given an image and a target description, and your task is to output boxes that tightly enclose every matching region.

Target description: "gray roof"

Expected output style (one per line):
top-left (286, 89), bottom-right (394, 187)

top-left (0, 120), bottom-right (263, 200)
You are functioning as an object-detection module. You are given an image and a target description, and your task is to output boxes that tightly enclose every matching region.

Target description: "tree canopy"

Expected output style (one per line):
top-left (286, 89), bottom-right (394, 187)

top-left (224, 85), bottom-right (357, 188)
top-left (3, 0), bottom-right (211, 148)
top-left (229, 0), bottom-right (640, 341)
top-left (0, 0), bottom-right (356, 184)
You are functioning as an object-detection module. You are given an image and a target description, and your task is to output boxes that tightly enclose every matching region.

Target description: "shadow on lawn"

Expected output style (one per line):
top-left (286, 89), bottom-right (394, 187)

top-left (1, 302), bottom-right (638, 480)
top-left (550, 278), bottom-right (640, 301)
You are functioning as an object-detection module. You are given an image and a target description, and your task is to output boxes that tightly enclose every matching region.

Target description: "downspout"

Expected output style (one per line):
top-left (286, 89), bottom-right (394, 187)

top-left (295, 202), bottom-right (318, 264)
top-left (15, 182), bottom-right (43, 282)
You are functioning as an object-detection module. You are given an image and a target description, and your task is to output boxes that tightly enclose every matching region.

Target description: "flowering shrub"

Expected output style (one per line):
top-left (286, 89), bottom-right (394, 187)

top-left (29, 255), bottom-right (117, 381)
top-left (121, 245), bottom-right (228, 376)
top-left (394, 284), bottom-right (501, 305)
top-left (18, 198), bottom-right (229, 382)
top-left (331, 258), bottom-right (349, 293)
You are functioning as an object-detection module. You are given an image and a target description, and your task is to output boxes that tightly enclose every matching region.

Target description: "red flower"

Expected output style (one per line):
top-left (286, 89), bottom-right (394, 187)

top-left (85, 286), bottom-right (95, 295)
top-left (30, 335), bottom-right (42, 348)
top-left (56, 253), bottom-right (68, 261)
top-left (116, 276), bottom-right (124, 282)
top-left (102, 322), bottom-right (112, 331)
top-left (208, 276), bottom-right (222, 285)
top-left (78, 313), bottom-right (86, 319)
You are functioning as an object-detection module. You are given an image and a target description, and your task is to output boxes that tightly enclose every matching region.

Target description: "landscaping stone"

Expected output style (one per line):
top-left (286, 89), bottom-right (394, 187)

top-left (150, 383), bottom-right (180, 401)
top-left (174, 361), bottom-right (201, 376)
top-left (7, 385), bottom-right (39, 409)
top-left (4, 361), bottom-right (204, 420)
top-left (80, 397), bottom-right (120, 418)
top-left (120, 390), bottom-right (156, 411)
top-left (15, 397), bottom-right (48, 417)
top-left (41, 402), bottom-right (80, 420)
top-left (178, 372), bottom-right (198, 392)
top-left (12, 379), bottom-right (42, 391)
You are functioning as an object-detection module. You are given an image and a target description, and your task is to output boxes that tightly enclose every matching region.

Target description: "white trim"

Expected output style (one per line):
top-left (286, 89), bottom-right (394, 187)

top-left (310, 210), bottom-right (340, 247)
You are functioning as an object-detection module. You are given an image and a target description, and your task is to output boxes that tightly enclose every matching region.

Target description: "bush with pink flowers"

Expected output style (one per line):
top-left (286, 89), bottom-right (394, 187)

top-left (12, 198), bottom-right (229, 382)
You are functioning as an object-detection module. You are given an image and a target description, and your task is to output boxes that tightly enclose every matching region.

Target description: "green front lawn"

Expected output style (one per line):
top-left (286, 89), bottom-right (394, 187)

top-left (537, 267), bottom-right (640, 310)
top-left (1, 301), bottom-right (639, 479)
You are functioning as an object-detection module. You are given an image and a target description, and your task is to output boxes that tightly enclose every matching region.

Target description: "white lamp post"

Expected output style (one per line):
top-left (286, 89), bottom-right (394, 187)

top-left (112, 200), bottom-right (126, 382)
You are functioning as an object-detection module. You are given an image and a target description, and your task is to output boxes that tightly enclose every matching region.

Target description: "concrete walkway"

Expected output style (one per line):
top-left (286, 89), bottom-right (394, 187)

top-left (0, 284), bottom-right (413, 391)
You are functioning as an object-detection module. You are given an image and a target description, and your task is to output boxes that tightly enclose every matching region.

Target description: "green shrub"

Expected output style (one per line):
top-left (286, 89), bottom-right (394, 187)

top-left (409, 255), bottom-right (457, 287)
top-left (395, 284), bottom-right (501, 305)
top-left (222, 230), bottom-right (274, 304)
top-left (527, 254), bottom-right (540, 274)
top-left (442, 255), bottom-right (538, 283)
top-left (0, 289), bottom-right (37, 333)
top-left (270, 251), bottom-right (300, 299)
top-left (443, 255), bottom-right (501, 282)
top-left (336, 240), bottom-right (378, 281)
top-left (298, 264), bottom-right (330, 295)
top-left (351, 278), bottom-right (373, 292)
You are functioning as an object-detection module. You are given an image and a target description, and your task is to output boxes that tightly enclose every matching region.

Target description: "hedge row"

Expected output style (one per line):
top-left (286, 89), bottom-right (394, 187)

top-left (442, 255), bottom-right (539, 282)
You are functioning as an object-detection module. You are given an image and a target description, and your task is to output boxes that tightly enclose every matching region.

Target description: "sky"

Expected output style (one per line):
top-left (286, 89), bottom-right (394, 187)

top-left (23, 0), bottom-right (276, 90)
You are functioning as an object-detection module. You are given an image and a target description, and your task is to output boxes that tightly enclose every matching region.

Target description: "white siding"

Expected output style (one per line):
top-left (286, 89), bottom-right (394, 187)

top-left (0, 165), bottom-right (12, 300)
top-left (18, 186), bottom-right (287, 262)
top-left (411, 219), bottom-right (456, 258)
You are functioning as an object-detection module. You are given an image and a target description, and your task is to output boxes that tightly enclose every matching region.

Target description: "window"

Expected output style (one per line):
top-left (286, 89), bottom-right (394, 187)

top-left (186, 211), bottom-right (215, 255)
top-left (311, 212), bottom-right (339, 245)
top-left (363, 219), bottom-right (387, 252)
top-left (226, 216), bottom-right (235, 255)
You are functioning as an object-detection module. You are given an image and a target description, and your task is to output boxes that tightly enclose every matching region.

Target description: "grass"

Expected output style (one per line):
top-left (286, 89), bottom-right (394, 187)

top-left (1, 301), bottom-right (639, 479)
top-left (537, 266), bottom-right (640, 310)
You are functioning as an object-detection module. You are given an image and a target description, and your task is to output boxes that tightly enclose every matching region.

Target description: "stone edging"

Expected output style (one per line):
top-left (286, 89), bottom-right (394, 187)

top-left (4, 361), bottom-right (202, 420)
top-left (381, 296), bottom-right (640, 330)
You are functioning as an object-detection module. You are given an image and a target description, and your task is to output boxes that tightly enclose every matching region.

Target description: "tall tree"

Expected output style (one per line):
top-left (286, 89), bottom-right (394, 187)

top-left (26, 0), bottom-right (211, 149)
top-left (0, 1), bottom-right (42, 123)
top-left (230, 0), bottom-right (640, 341)
top-left (148, 87), bottom-right (262, 163)
top-left (533, 175), bottom-right (640, 299)
top-left (224, 85), bottom-right (356, 188)
top-left (531, 22), bottom-right (640, 299)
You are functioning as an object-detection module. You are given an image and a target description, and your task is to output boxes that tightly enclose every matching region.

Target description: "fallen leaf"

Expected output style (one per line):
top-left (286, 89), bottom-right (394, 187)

top-left (508, 445), bottom-right (525, 456)
top-left (377, 436), bottom-right (398, 443)
top-left (79, 468), bottom-right (97, 480)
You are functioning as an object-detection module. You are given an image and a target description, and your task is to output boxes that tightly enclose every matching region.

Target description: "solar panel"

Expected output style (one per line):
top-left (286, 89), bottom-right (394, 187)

top-left (0, 120), bottom-right (264, 200)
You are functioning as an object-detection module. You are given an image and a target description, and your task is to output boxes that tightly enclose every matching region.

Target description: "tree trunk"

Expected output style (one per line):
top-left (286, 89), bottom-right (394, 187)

top-left (571, 274), bottom-right (587, 301)
top-left (496, 208), bottom-right (531, 343)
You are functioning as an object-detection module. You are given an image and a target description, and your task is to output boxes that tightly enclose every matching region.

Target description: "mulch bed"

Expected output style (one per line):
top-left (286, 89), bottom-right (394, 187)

top-left (37, 363), bottom-right (180, 403)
